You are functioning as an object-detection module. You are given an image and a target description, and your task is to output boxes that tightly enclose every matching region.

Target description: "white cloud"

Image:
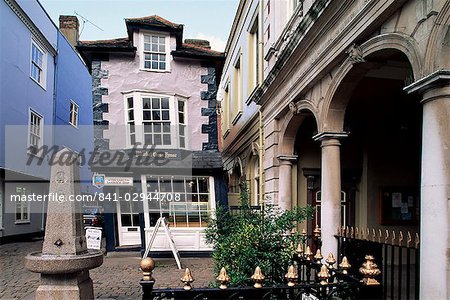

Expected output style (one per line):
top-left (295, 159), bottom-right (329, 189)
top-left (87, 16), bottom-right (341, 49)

top-left (192, 33), bottom-right (226, 52)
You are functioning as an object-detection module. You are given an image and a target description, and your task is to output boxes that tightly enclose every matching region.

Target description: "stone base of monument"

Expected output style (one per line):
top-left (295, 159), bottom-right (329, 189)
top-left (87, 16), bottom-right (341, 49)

top-left (34, 271), bottom-right (95, 300)
top-left (25, 247), bottom-right (103, 300)
top-left (24, 148), bottom-right (104, 300)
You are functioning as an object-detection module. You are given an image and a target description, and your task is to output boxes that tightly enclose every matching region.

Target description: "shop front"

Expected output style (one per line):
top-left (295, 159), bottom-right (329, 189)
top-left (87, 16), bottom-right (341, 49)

top-left (92, 149), bottom-right (225, 253)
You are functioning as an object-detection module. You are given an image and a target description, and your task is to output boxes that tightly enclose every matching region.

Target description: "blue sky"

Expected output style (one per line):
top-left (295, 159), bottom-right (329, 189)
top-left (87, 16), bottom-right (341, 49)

top-left (39, 0), bottom-right (239, 51)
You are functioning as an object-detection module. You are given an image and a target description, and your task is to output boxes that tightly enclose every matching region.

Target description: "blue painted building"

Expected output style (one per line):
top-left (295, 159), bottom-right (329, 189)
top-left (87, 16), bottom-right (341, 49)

top-left (0, 0), bottom-right (93, 241)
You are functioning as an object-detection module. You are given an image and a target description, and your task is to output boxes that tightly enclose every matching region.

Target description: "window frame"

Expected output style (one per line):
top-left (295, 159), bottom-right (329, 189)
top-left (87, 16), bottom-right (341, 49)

top-left (221, 80), bottom-right (231, 138)
top-left (143, 175), bottom-right (216, 228)
top-left (140, 31), bottom-right (171, 72)
top-left (247, 15), bottom-right (259, 100)
top-left (15, 187), bottom-right (30, 224)
top-left (27, 109), bottom-right (44, 157)
top-left (231, 50), bottom-right (243, 125)
top-left (30, 40), bottom-right (47, 88)
top-left (124, 92), bottom-right (188, 149)
top-left (69, 100), bottom-right (79, 128)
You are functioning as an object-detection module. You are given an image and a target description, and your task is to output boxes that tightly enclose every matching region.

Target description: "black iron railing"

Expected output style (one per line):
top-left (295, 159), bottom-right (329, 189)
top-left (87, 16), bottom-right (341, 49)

top-left (140, 249), bottom-right (382, 299)
top-left (138, 225), bottom-right (388, 300)
top-left (336, 228), bottom-right (420, 300)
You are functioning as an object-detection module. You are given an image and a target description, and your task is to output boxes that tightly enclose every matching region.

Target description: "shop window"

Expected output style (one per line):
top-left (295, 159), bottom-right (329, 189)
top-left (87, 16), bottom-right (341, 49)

top-left (146, 176), bottom-right (213, 228)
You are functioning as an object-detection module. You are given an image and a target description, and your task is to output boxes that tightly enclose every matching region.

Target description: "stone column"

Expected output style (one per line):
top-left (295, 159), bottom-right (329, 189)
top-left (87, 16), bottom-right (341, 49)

top-left (407, 80), bottom-right (450, 299)
top-left (277, 155), bottom-right (297, 211)
top-left (314, 132), bottom-right (347, 257)
top-left (405, 72), bottom-right (450, 299)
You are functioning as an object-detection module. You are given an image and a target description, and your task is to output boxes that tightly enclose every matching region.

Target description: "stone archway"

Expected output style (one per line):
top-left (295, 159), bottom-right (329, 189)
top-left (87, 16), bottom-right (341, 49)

top-left (277, 101), bottom-right (319, 211)
top-left (279, 100), bottom-right (319, 155)
top-left (321, 33), bottom-right (423, 133)
top-left (316, 32), bottom-right (424, 260)
top-left (424, 1), bottom-right (450, 73)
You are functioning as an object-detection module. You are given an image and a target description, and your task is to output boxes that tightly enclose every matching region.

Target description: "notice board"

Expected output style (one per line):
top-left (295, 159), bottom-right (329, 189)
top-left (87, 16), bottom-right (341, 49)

top-left (380, 187), bottom-right (419, 225)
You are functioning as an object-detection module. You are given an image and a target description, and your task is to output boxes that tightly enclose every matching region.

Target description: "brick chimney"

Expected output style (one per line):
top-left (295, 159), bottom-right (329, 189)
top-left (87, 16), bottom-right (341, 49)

top-left (59, 15), bottom-right (79, 47)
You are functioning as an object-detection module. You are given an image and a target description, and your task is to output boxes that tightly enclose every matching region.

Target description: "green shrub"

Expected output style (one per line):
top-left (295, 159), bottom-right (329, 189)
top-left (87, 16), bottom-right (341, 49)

top-left (205, 182), bottom-right (313, 287)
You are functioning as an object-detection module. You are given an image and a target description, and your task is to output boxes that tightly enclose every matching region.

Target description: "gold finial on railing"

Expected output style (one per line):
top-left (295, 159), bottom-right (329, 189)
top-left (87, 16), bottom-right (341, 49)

top-left (345, 226), bottom-right (350, 238)
top-left (296, 243), bottom-right (304, 256)
top-left (391, 230), bottom-right (396, 245)
top-left (181, 268), bottom-right (194, 290)
top-left (337, 226), bottom-right (341, 236)
top-left (342, 226), bottom-right (346, 237)
top-left (291, 227), bottom-right (297, 234)
top-left (251, 266), bottom-right (265, 288)
top-left (350, 227), bottom-right (354, 238)
top-left (359, 255), bottom-right (381, 285)
top-left (371, 228), bottom-right (376, 242)
top-left (378, 229), bottom-right (382, 243)
top-left (317, 264), bottom-right (331, 285)
top-left (355, 227), bottom-right (359, 239)
top-left (366, 228), bottom-right (370, 241)
top-left (360, 227), bottom-right (365, 239)
top-left (339, 257), bottom-right (351, 275)
top-left (216, 267), bottom-right (230, 289)
top-left (314, 249), bottom-right (323, 263)
top-left (304, 246), bottom-right (313, 261)
top-left (406, 232), bottom-right (412, 248)
top-left (326, 253), bottom-right (336, 269)
top-left (285, 265), bottom-right (298, 287)
top-left (398, 231), bottom-right (404, 246)
top-left (140, 258), bottom-right (155, 281)
top-left (384, 230), bottom-right (389, 244)
top-left (415, 233), bottom-right (420, 249)
top-left (301, 228), bottom-right (307, 236)
top-left (313, 225), bottom-right (321, 238)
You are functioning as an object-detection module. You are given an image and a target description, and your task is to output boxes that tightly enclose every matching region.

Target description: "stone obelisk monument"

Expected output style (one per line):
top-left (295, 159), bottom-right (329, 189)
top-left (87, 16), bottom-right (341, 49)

top-left (25, 148), bottom-right (103, 299)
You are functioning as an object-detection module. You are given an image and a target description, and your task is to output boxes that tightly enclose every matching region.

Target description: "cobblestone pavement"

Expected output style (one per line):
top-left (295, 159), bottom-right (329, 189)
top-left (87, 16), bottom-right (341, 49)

top-left (0, 239), bottom-right (214, 299)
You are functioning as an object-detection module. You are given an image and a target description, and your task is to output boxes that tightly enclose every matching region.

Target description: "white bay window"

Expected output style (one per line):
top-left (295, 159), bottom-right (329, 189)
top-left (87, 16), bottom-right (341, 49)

top-left (124, 92), bottom-right (187, 149)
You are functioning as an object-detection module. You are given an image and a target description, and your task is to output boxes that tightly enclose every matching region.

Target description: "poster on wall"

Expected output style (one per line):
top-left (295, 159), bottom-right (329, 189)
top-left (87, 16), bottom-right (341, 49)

top-left (380, 187), bottom-right (418, 225)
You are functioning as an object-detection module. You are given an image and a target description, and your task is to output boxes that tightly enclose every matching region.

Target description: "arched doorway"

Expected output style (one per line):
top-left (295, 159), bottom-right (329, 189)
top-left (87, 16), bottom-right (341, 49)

top-left (322, 45), bottom-right (423, 297)
top-left (340, 49), bottom-right (422, 235)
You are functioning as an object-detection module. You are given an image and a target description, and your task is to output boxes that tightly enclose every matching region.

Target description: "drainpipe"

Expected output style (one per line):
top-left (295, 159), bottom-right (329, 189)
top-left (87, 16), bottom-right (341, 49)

top-left (258, 109), bottom-right (264, 207)
top-left (258, 0), bottom-right (264, 84)
top-left (258, 0), bottom-right (264, 207)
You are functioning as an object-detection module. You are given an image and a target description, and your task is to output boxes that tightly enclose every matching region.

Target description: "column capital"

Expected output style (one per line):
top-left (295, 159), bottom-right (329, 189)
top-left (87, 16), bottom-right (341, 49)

top-left (404, 70), bottom-right (450, 97)
top-left (277, 154), bottom-right (298, 165)
top-left (312, 131), bottom-right (348, 142)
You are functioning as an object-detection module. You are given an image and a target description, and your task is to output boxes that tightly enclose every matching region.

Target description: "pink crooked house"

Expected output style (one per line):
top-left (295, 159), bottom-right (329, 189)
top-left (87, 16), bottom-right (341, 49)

top-left (77, 15), bottom-right (226, 253)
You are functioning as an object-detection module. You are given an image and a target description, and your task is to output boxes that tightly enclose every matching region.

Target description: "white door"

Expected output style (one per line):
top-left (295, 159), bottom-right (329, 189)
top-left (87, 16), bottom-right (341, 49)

top-left (116, 187), bottom-right (141, 246)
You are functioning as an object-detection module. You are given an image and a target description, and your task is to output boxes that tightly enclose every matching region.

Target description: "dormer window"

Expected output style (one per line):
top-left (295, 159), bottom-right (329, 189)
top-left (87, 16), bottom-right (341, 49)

top-left (142, 33), bottom-right (168, 71)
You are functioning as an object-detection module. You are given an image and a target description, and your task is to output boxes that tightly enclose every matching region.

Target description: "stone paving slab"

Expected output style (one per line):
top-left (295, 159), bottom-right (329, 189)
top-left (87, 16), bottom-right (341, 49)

top-left (0, 239), bottom-right (214, 299)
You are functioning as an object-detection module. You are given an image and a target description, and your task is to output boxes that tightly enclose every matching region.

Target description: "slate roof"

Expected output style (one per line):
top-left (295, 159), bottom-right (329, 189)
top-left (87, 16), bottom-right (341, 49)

top-left (77, 38), bottom-right (134, 50)
top-left (125, 15), bottom-right (183, 30)
top-left (172, 43), bottom-right (224, 59)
